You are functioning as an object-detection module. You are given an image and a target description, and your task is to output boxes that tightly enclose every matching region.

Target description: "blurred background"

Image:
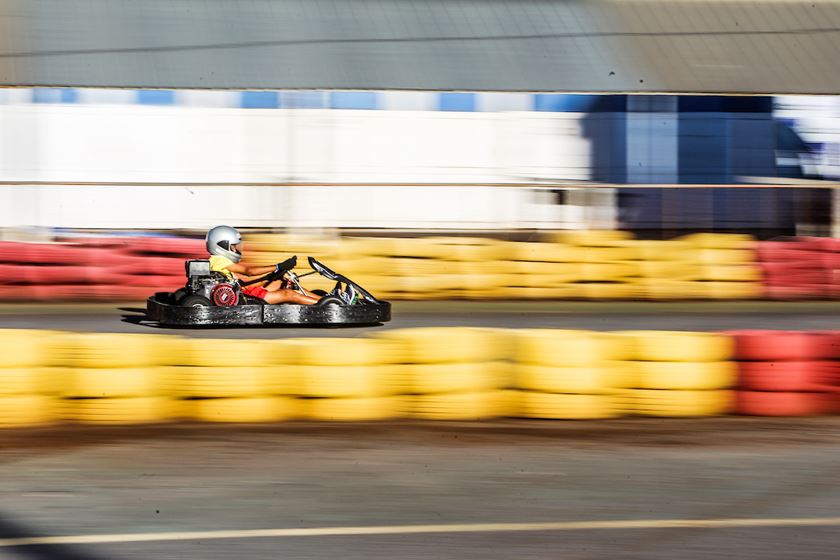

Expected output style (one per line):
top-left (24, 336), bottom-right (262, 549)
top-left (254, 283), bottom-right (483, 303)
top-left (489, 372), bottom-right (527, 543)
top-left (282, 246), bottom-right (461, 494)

top-left (3, 2), bottom-right (840, 559)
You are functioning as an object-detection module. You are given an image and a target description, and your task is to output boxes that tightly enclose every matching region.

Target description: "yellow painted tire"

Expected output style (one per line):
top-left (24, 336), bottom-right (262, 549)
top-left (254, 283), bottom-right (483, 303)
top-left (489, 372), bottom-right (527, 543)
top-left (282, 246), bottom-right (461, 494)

top-left (302, 397), bottom-right (401, 421)
top-left (508, 242), bottom-right (582, 263)
top-left (578, 282), bottom-right (640, 300)
top-left (636, 261), bottom-right (699, 280)
top-left (190, 397), bottom-right (297, 423)
top-left (630, 241), bottom-right (694, 261)
top-left (544, 230), bottom-right (633, 246)
top-left (678, 233), bottom-right (755, 250)
top-left (515, 363), bottom-right (634, 394)
top-left (424, 237), bottom-right (511, 262)
top-left (0, 369), bottom-right (41, 395)
top-left (695, 249), bottom-right (755, 266)
top-left (516, 392), bottom-right (622, 419)
top-left (637, 280), bottom-right (706, 300)
top-left (624, 389), bottom-right (733, 417)
top-left (391, 362), bottom-right (510, 395)
top-left (698, 265), bottom-right (761, 282)
top-left (64, 397), bottom-right (172, 425)
top-left (0, 329), bottom-right (59, 368)
top-left (180, 339), bottom-right (287, 367)
top-left (632, 361), bottom-right (737, 390)
top-left (64, 368), bottom-right (160, 398)
top-left (341, 237), bottom-right (400, 257)
top-left (407, 391), bottom-right (513, 420)
top-left (515, 330), bottom-right (629, 366)
top-left (389, 238), bottom-right (451, 260)
top-left (574, 247), bottom-right (640, 263)
top-left (62, 334), bottom-right (165, 368)
top-left (578, 263), bottom-right (638, 282)
top-left (0, 396), bottom-right (56, 427)
top-left (374, 328), bottom-right (504, 364)
top-left (164, 366), bottom-right (273, 398)
top-left (296, 365), bottom-right (394, 398)
top-left (510, 262), bottom-right (582, 281)
top-left (290, 338), bottom-right (393, 366)
top-left (701, 282), bottom-right (763, 300)
top-left (617, 331), bottom-right (733, 362)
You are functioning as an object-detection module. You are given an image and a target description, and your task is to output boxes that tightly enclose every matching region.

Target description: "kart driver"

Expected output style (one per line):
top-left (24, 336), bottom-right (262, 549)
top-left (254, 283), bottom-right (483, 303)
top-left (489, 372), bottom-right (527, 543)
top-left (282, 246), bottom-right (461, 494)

top-left (205, 225), bottom-right (321, 305)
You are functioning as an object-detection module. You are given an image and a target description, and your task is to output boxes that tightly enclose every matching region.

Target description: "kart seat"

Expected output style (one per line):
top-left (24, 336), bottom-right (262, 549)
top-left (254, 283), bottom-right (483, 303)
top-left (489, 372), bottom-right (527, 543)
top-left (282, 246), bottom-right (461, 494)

top-left (185, 259), bottom-right (211, 278)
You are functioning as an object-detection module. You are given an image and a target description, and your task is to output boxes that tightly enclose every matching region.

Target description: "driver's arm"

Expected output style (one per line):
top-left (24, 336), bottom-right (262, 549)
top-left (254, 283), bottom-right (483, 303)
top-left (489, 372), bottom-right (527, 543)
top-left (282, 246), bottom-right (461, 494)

top-left (224, 262), bottom-right (277, 276)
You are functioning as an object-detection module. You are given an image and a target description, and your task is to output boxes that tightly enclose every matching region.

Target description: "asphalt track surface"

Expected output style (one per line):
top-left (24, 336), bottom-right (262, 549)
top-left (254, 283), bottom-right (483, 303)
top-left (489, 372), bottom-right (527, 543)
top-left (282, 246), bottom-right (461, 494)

top-left (0, 301), bottom-right (838, 337)
top-left (3, 419), bottom-right (840, 560)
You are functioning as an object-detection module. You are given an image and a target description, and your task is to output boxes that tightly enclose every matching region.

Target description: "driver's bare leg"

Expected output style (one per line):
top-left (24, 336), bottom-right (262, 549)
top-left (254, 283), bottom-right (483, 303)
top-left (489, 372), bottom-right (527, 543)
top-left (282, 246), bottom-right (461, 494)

top-left (262, 289), bottom-right (320, 305)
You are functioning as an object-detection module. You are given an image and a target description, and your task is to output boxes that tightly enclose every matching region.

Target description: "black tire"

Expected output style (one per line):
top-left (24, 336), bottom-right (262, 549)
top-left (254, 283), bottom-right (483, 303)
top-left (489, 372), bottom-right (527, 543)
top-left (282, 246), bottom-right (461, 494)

top-left (316, 295), bottom-right (344, 307)
top-left (181, 295), bottom-right (211, 308)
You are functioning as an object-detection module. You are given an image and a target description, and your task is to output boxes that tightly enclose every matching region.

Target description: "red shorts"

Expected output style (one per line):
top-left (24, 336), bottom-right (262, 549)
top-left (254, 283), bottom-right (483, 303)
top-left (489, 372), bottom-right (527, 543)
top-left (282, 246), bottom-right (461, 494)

top-left (241, 285), bottom-right (268, 300)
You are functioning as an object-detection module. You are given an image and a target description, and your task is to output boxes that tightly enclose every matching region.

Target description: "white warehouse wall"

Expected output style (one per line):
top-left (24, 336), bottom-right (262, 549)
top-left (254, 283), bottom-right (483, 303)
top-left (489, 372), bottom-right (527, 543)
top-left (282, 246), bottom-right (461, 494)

top-left (0, 105), bottom-right (613, 229)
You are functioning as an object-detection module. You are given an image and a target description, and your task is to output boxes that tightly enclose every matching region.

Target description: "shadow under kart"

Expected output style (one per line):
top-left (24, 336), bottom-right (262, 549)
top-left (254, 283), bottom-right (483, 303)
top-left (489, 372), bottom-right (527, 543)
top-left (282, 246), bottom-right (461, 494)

top-left (146, 256), bottom-right (391, 328)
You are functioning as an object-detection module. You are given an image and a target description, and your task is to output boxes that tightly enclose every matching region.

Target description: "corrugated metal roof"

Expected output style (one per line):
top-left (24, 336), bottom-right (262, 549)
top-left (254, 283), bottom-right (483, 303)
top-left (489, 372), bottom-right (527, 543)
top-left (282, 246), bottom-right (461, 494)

top-left (1, 0), bottom-right (839, 93)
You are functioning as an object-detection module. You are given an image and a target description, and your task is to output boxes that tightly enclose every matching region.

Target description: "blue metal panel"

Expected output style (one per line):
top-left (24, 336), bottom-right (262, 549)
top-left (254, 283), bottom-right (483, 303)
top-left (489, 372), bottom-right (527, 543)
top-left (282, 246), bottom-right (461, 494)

top-left (329, 92), bottom-right (378, 110)
top-left (439, 93), bottom-right (476, 112)
top-left (136, 90), bottom-right (176, 105)
top-left (278, 91), bottom-right (328, 109)
top-left (241, 91), bottom-right (280, 109)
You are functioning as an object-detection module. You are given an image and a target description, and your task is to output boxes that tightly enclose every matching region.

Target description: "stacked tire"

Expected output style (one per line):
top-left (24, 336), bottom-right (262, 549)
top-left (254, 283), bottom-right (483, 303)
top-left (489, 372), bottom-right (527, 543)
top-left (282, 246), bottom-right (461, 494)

top-left (290, 338), bottom-right (401, 422)
top-left (758, 238), bottom-right (840, 300)
top-left (167, 339), bottom-right (297, 423)
top-left (617, 331), bottom-right (736, 416)
top-left (678, 233), bottom-right (762, 300)
top-left (512, 330), bottom-right (629, 419)
top-left (729, 330), bottom-right (840, 415)
top-left (59, 333), bottom-right (175, 424)
top-left (375, 328), bottom-right (512, 420)
top-left (0, 330), bottom-right (60, 427)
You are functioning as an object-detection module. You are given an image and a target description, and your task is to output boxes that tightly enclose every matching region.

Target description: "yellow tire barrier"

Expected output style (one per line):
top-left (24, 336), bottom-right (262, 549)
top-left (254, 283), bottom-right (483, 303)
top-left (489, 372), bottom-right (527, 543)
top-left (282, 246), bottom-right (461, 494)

top-left (700, 281), bottom-right (763, 300)
top-left (515, 330), bottom-right (630, 367)
top-left (578, 282), bottom-right (640, 300)
top-left (290, 338), bottom-right (394, 366)
top-left (698, 265), bottom-right (761, 282)
top-left (636, 261), bottom-right (699, 279)
top-left (516, 391), bottom-right (622, 419)
top-left (545, 230), bottom-right (633, 246)
top-left (0, 329), bottom-right (58, 368)
top-left (630, 361), bottom-right (737, 390)
top-left (0, 396), bottom-right (56, 427)
top-left (631, 240), bottom-right (694, 261)
top-left (163, 366), bottom-right (275, 398)
top-left (0, 369), bottom-right (42, 396)
top-left (374, 327), bottom-right (505, 364)
top-left (678, 233), bottom-right (755, 250)
top-left (578, 262), bottom-right (638, 282)
top-left (637, 280), bottom-right (707, 300)
top-left (624, 389), bottom-right (733, 417)
top-left (508, 242), bottom-right (583, 263)
top-left (391, 362), bottom-right (510, 395)
top-left (509, 261), bottom-right (581, 278)
top-left (295, 365), bottom-right (394, 398)
top-left (341, 237), bottom-right (400, 257)
top-left (407, 390), bottom-right (513, 420)
top-left (515, 363), bottom-right (634, 394)
top-left (617, 331), bottom-right (733, 362)
top-left (189, 397), bottom-right (298, 423)
top-left (180, 339), bottom-right (287, 367)
top-left (64, 368), bottom-right (159, 398)
top-left (61, 333), bottom-right (169, 368)
top-left (302, 397), bottom-right (402, 421)
top-left (424, 237), bottom-right (510, 262)
top-left (695, 249), bottom-right (755, 265)
top-left (64, 397), bottom-right (172, 425)
top-left (574, 247), bottom-right (639, 263)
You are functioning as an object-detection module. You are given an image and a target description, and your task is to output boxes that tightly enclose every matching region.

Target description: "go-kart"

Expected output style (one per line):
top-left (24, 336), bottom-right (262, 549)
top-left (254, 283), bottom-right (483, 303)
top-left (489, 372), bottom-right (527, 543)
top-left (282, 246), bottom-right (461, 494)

top-left (145, 256), bottom-right (391, 327)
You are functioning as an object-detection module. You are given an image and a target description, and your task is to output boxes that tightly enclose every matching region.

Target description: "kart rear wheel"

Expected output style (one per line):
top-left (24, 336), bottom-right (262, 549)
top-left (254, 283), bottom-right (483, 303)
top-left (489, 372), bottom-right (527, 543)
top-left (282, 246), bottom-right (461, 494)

top-left (181, 294), bottom-right (211, 308)
top-left (172, 288), bottom-right (188, 304)
top-left (317, 295), bottom-right (344, 307)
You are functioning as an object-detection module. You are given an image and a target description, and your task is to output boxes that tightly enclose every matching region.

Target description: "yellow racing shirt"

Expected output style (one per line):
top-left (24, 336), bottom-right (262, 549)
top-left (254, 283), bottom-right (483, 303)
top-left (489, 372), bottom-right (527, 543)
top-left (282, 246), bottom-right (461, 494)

top-left (208, 255), bottom-right (236, 281)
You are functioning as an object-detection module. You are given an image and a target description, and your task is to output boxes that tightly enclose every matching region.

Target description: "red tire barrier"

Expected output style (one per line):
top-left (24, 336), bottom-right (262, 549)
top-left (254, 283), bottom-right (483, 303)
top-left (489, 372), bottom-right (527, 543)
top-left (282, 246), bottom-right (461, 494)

top-left (121, 275), bottom-right (185, 289)
top-left (728, 330), bottom-right (816, 361)
top-left (738, 361), bottom-right (840, 392)
top-left (735, 391), bottom-right (832, 416)
top-left (114, 256), bottom-right (186, 276)
top-left (136, 237), bottom-right (206, 256)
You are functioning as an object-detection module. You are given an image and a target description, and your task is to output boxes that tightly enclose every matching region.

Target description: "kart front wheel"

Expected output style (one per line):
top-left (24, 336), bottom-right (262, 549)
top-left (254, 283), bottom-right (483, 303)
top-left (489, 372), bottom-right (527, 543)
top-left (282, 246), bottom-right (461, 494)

top-left (181, 295), bottom-right (211, 307)
top-left (316, 295), bottom-right (344, 307)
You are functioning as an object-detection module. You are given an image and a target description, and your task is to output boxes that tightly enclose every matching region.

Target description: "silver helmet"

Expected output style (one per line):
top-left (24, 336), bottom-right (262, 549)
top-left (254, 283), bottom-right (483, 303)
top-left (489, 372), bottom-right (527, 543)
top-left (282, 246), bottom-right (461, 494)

top-left (205, 225), bottom-right (242, 263)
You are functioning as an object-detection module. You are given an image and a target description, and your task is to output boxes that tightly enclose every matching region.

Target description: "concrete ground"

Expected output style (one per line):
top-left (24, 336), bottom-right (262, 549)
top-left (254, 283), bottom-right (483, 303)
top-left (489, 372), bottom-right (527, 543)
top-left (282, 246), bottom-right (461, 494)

top-left (0, 301), bottom-right (839, 337)
top-left (2, 419), bottom-right (840, 559)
